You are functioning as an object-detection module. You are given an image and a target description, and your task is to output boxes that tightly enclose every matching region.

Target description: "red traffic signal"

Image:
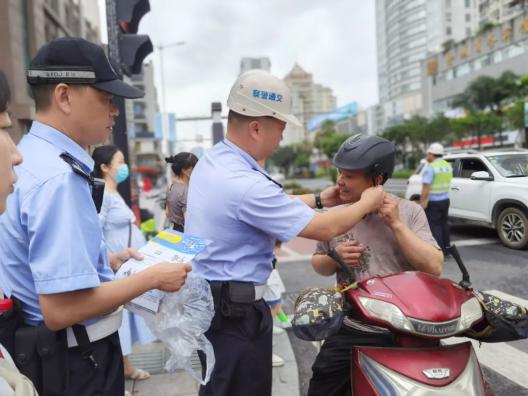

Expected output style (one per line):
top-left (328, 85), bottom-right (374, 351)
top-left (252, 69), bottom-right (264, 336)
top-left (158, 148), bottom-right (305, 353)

top-left (114, 0), bottom-right (153, 76)
top-left (116, 0), bottom-right (150, 33)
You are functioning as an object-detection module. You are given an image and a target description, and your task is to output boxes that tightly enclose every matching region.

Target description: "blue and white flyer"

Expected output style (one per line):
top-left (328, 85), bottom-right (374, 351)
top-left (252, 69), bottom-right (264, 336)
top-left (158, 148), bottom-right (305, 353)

top-left (116, 229), bottom-right (210, 317)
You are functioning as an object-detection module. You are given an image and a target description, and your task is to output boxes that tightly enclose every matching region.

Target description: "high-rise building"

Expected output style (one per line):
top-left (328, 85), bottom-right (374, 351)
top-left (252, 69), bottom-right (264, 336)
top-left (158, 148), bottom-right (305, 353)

top-left (375, 0), bottom-right (478, 131)
top-left (282, 63), bottom-right (337, 145)
top-left (478, 0), bottom-right (527, 25)
top-left (239, 57), bottom-right (271, 75)
top-left (0, 0), bottom-right (100, 142)
top-left (125, 61), bottom-right (165, 179)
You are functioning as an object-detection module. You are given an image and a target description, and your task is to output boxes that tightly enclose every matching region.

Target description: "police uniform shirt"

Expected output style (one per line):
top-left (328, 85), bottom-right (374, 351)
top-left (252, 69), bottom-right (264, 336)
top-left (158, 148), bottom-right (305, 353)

top-left (0, 121), bottom-right (113, 326)
top-left (185, 139), bottom-right (315, 284)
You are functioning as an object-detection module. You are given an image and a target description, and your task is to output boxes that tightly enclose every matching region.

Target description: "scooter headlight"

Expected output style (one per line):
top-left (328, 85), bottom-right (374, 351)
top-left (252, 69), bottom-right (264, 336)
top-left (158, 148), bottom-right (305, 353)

top-left (358, 297), bottom-right (414, 332)
top-left (457, 297), bottom-right (483, 331)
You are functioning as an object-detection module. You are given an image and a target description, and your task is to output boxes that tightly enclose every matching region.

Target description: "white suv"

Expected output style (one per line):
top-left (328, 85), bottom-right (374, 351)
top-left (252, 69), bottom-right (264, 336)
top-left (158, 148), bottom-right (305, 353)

top-left (404, 150), bottom-right (528, 250)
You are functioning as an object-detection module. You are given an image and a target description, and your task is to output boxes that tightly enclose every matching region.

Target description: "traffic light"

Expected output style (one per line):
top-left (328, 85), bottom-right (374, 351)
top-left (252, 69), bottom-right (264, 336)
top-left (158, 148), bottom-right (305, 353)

top-left (115, 0), bottom-right (153, 76)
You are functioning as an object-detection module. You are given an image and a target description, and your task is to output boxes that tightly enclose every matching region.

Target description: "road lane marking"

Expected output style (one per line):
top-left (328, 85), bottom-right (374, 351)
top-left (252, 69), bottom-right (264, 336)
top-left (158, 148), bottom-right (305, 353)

top-left (281, 244), bottom-right (302, 257)
top-left (444, 290), bottom-right (528, 388)
top-left (279, 254), bottom-right (312, 263)
top-left (452, 238), bottom-right (498, 247)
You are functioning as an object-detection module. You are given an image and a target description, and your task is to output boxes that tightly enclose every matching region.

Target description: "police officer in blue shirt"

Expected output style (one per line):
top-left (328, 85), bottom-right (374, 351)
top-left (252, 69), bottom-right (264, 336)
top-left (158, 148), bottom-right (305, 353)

top-left (0, 37), bottom-right (191, 396)
top-left (186, 70), bottom-right (385, 396)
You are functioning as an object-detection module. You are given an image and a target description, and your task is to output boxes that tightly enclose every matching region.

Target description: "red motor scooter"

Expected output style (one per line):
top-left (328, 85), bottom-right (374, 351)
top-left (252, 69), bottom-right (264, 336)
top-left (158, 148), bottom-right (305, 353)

top-left (343, 246), bottom-right (493, 395)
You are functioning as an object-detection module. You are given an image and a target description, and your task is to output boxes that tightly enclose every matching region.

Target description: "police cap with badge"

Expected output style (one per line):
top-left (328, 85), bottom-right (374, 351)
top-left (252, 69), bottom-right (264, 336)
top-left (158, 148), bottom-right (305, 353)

top-left (27, 37), bottom-right (144, 213)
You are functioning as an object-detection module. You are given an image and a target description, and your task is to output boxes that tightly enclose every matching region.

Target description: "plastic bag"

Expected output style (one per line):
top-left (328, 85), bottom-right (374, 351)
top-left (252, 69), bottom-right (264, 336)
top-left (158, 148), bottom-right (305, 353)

top-left (144, 275), bottom-right (215, 385)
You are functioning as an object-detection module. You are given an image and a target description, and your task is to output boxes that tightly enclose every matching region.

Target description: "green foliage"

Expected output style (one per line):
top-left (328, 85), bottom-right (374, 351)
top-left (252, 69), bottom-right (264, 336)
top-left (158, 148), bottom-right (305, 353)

top-left (506, 101), bottom-right (525, 130)
top-left (315, 168), bottom-right (329, 178)
top-left (269, 142), bottom-right (313, 177)
top-left (320, 132), bottom-right (349, 159)
top-left (282, 182), bottom-right (302, 190)
top-left (478, 21), bottom-right (498, 34)
top-left (329, 167), bottom-right (338, 183)
top-left (269, 145), bottom-right (296, 177)
top-left (391, 170), bottom-right (414, 179)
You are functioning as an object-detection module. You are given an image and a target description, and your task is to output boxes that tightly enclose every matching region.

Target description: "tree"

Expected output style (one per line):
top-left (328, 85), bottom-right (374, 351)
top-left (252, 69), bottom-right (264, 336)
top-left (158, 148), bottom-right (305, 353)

top-left (450, 112), bottom-right (502, 150)
top-left (269, 145), bottom-right (296, 177)
top-left (314, 119), bottom-right (337, 152)
top-left (506, 101), bottom-right (525, 131)
top-left (319, 132), bottom-right (349, 159)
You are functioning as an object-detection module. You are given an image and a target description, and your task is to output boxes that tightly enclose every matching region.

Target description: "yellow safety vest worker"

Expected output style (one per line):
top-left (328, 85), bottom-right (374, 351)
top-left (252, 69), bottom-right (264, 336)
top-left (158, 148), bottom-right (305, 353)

top-left (430, 159), bottom-right (453, 195)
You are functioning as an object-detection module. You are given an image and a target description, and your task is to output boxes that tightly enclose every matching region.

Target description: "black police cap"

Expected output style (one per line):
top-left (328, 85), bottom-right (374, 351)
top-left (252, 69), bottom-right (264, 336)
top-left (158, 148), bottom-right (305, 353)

top-left (27, 37), bottom-right (144, 99)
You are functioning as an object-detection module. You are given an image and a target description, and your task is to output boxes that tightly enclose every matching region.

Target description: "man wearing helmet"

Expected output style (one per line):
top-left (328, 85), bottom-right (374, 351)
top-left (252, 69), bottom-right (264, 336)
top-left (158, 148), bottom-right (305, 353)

top-left (419, 143), bottom-right (453, 253)
top-left (185, 71), bottom-right (385, 396)
top-left (308, 134), bottom-right (443, 396)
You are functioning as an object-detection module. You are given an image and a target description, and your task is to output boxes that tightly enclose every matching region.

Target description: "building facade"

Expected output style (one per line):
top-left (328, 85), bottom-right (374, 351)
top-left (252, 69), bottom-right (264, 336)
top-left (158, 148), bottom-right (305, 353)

top-left (0, 0), bottom-right (100, 142)
top-left (422, 12), bottom-right (528, 116)
top-left (479, 0), bottom-right (527, 25)
top-left (239, 57), bottom-right (271, 75)
top-left (375, 0), bottom-right (478, 131)
top-left (282, 63), bottom-right (337, 145)
top-left (125, 61), bottom-right (165, 179)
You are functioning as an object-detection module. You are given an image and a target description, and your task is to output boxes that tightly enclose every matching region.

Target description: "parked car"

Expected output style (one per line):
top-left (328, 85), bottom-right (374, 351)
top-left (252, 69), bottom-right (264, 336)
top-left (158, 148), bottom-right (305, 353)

top-left (404, 159), bottom-right (427, 201)
top-left (404, 150), bottom-right (528, 250)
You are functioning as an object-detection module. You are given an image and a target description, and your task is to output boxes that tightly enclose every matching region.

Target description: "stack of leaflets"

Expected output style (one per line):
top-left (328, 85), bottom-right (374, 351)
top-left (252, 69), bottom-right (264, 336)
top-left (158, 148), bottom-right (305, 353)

top-left (116, 229), bottom-right (210, 316)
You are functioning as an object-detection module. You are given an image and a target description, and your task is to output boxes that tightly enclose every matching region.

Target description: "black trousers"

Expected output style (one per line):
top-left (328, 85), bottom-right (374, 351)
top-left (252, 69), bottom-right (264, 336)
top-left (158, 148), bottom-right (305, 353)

top-left (425, 199), bottom-right (451, 252)
top-left (67, 332), bottom-right (124, 396)
top-left (199, 299), bottom-right (273, 396)
top-left (307, 325), bottom-right (394, 396)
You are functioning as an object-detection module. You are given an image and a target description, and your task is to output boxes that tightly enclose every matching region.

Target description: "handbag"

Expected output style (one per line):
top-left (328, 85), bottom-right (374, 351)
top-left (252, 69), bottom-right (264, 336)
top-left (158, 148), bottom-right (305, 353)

top-left (464, 290), bottom-right (528, 343)
top-left (292, 286), bottom-right (352, 341)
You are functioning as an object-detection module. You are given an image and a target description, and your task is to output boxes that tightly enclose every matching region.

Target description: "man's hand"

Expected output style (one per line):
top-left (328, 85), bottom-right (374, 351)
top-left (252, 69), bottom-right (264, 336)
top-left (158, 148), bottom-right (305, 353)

top-left (319, 185), bottom-right (345, 208)
top-left (379, 194), bottom-right (402, 229)
top-left (334, 240), bottom-right (364, 268)
top-left (148, 263), bottom-right (193, 292)
top-left (360, 186), bottom-right (384, 213)
top-left (419, 200), bottom-right (428, 209)
top-left (109, 248), bottom-right (144, 273)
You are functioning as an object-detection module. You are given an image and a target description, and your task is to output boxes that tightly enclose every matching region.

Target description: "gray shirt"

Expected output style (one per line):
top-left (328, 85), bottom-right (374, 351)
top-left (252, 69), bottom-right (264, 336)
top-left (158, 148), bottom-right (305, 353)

top-left (167, 182), bottom-right (188, 228)
top-left (315, 196), bottom-right (439, 285)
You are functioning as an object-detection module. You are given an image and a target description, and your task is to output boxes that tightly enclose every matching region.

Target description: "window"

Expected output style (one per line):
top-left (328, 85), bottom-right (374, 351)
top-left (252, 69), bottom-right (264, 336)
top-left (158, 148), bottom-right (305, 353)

top-left (465, 0), bottom-right (471, 7)
top-left (466, 27), bottom-right (472, 37)
top-left (503, 42), bottom-right (525, 59)
top-left (446, 26), bottom-right (452, 35)
top-left (465, 14), bottom-right (471, 22)
top-left (458, 158), bottom-right (489, 178)
top-left (456, 62), bottom-right (471, 77)
top-left (473, 55), bottom-right (491, 70)
top-left (492, 50), bottom-right (502, 64)
top-left (133, 102), bottom-right (146, 118)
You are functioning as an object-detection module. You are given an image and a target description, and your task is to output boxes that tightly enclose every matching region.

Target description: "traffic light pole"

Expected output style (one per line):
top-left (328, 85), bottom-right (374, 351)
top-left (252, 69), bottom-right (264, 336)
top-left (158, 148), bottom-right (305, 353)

top-left (106, 0), bottom-right (132, 206)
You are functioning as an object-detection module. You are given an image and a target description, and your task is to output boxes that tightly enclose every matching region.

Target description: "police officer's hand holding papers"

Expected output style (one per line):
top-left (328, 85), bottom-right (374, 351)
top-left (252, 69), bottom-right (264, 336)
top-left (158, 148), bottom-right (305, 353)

top-left (115, 229), bottom-right (215, 385)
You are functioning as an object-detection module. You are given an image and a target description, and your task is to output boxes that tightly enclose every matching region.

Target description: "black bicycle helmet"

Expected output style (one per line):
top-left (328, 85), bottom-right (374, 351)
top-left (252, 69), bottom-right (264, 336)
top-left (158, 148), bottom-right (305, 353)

top-left (333, 134), bottom-right (396, 179)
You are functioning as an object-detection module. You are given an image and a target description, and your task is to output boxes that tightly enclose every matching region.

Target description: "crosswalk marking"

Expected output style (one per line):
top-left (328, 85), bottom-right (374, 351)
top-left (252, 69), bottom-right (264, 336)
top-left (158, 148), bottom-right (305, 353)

top-left (444, 290), bottom-right (528, 388)
top-left (452, 238), bottom-right (499, 247)
top-left (280, 244), bottom-right (303, 257)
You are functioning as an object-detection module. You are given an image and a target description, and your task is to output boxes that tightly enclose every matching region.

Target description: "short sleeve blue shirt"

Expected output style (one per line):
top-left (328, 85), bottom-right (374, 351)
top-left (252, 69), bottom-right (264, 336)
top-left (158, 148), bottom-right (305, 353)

top-left (0, 122), bottom-right (113, 326)
top-left (185, 139), bottom-right (314, 284)
top-left (422, 161), bottom-right (449, 201)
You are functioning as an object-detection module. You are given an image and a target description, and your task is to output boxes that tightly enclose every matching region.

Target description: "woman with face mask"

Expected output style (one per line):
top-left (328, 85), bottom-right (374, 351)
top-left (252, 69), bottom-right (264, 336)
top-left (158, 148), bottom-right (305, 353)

top-left (165, 152), bottom-right (198, 232)
top-left (92, 145), bottom-right (155, 384)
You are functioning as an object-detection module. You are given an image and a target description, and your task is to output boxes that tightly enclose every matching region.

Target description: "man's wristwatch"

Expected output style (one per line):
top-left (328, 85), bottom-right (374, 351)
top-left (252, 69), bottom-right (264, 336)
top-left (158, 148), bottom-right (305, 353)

top-left (314, 192), bottom-right (323, 209)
